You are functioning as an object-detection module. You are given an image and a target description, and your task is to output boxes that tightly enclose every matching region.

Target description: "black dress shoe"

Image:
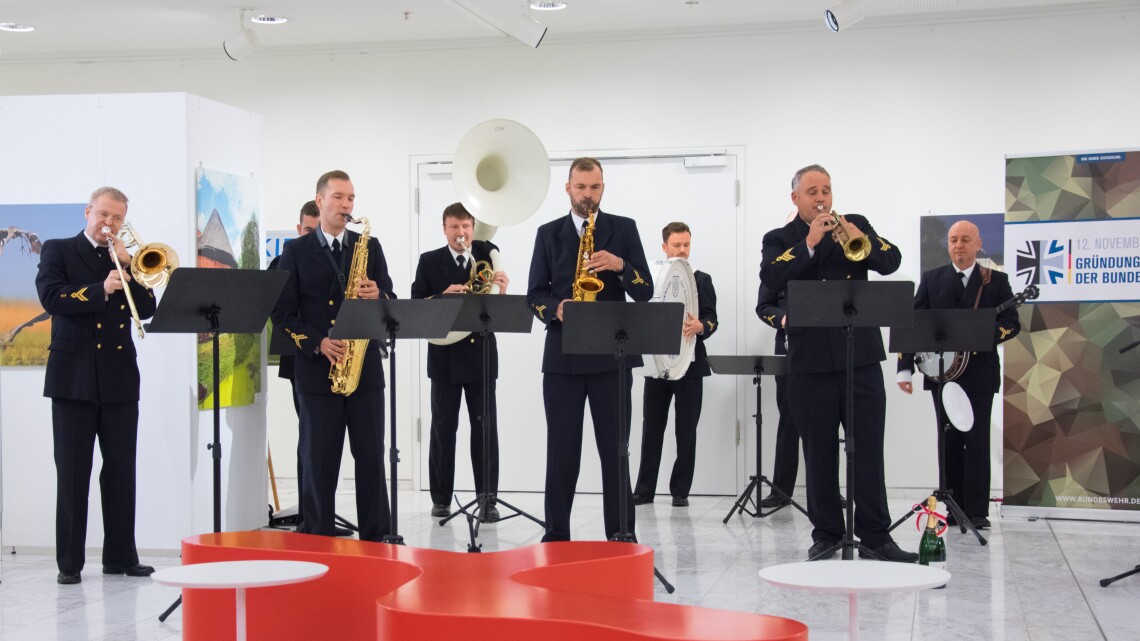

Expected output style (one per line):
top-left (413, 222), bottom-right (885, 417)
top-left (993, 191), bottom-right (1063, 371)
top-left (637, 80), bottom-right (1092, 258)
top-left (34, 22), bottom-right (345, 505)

top-left (480, 504), bottom-right (501, 523)
top-left (807, 539), bottom-right (839, 561)
top-left (760, 494), bottom-right (790, 508)
top-left (334, 525), bottom-right (355, 537)
top-left (57, 571), bottom-right (81, 585)
top-left (431, 503), bottom-right (450, 518)
top-left (631, 493), bottom-right (654, 506)
top-left (860, 541), bottom-right (918, 563)
top-left (103, 564), bottom-right (155, 577)
top-left (671, 496), bottom-right (689, 507)
top-left (970, 516), bottom-right (992, 530)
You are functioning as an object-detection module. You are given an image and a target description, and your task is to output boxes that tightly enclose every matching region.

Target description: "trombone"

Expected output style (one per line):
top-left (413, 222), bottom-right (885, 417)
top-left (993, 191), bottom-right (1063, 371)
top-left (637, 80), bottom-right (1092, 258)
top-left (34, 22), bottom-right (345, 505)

top-left (101, 222), bottom-right (180, 338)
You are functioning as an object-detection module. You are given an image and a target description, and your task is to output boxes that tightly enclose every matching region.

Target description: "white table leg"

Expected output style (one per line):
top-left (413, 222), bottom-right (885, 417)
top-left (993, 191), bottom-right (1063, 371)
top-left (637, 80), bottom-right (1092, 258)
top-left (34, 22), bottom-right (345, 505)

top-left (235, 587), bottom-right (246, 641)
top-left (848, 591), bottom-right (858, 641)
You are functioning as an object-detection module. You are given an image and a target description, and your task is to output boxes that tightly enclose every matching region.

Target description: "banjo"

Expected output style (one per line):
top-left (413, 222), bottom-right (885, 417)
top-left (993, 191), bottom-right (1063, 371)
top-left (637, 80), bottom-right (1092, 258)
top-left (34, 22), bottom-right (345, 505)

top-left (915, 283), bottom-right (1039, 382)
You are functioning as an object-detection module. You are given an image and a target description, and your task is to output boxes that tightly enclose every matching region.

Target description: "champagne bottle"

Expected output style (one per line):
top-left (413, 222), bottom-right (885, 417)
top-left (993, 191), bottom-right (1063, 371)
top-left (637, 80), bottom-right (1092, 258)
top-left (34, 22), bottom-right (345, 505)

top-left (918, 496), bottom-right (947, 573)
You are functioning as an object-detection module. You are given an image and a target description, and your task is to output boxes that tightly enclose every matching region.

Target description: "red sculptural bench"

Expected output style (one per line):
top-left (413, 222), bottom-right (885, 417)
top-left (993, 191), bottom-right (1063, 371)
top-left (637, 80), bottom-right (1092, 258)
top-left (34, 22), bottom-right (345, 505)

top-left (177, 530), bottom-right (807, 641)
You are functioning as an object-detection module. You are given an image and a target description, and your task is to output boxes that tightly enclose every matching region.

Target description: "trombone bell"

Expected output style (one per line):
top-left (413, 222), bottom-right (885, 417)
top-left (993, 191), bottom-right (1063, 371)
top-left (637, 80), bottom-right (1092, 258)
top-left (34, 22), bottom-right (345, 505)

top-left (130, 242), bottom-right (179, 289)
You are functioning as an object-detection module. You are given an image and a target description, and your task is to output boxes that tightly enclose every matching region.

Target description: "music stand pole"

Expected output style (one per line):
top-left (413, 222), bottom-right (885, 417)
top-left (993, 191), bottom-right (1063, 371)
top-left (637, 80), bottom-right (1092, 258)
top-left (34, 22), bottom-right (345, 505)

top-left (563, 301), bottom-right (686, 594)
top-left (435, 295), bottom-right (543, 551)
top-left (331, 298), bottom-right (463, 546)
top-left (888, 308), bottom-right (996, 546)
top-left (149, 267), bottom-right (289, 621)
top-left (786, 280), bottom-right (915, 562)
top-left (1100, 339), bottom-right (1140, 586)
top-left (711, 356), bottom-right (807, 523)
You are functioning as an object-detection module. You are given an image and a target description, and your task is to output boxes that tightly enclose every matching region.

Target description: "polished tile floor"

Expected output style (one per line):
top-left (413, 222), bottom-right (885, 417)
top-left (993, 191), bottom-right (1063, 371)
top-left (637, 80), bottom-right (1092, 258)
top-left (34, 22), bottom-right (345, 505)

top-left (2, 483), bottom-right (1138, 640)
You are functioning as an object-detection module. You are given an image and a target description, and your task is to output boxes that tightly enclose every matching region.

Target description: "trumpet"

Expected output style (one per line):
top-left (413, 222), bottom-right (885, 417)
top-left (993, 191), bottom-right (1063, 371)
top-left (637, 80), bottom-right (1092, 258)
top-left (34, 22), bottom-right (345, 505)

top-left (818, 205), bottom-right (870, 261)
top-left (101, 222), bottom-right (180, 338)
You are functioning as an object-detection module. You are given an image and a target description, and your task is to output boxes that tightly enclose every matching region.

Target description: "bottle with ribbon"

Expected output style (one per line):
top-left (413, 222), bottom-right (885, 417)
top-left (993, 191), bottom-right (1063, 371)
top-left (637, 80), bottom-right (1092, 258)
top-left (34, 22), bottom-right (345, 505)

top-left (918, 496), bottom-right (948, 574)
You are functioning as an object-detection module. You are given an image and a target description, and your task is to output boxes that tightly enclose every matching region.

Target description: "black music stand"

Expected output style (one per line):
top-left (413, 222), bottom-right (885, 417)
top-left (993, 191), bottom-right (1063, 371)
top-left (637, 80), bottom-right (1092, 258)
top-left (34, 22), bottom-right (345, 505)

top-left (889, 308), bottom-right (996, 546)
top-left (331, 298), bottom-right (462, 545)
top-left (434, 294), bottom-right (544, 552)
top-left (788, 280), bottom-right (914, 561)
top-left (1100, 338), bottom-right (1140, 587)
top-left (710, 355), bottom-right (809, 523)
top-left (563, 300), bottom-right (684, 594)
top-left (148, 267), bottom-right (287, 621)
top-left (265, 322), bottom-right (359, 534)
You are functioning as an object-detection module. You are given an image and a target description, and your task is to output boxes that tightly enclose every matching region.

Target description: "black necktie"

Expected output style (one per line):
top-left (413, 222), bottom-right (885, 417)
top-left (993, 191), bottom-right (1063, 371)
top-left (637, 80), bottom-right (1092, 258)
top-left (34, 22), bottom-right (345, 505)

top-left (96, 245), bottom-right (109, 261)
top-left (955, 271), bottom-right (967, 298)
top-left (331, 238), bottom-right (342, 265)
top-left (457, 254), bottom-right (467, 272)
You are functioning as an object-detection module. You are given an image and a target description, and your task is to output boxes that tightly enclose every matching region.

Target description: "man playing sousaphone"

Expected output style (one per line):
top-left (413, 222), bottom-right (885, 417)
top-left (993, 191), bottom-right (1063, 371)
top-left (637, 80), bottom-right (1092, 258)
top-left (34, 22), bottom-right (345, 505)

top-left (632, 222), bottom-right (717, 508)
top-left (411, 202), bottom-right (509, 520)
top-left (897, 219), bottom-right (1021, 530)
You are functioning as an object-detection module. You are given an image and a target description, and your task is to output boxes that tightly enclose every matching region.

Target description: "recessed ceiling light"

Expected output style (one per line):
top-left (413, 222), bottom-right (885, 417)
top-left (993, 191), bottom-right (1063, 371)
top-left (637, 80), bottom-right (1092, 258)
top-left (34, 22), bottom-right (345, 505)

top-left (0, 22), bottom-right (35, 32)
top-left (250, 14), bottom-right (288, 25)
top-left (529, 1), bottom-right (566, 10)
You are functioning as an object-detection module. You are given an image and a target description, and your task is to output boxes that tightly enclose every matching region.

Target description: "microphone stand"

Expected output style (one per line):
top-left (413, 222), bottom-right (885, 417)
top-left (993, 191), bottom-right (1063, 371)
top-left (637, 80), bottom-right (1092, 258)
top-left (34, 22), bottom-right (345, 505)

top-left (1100, 338), bottom-right (1140, 587)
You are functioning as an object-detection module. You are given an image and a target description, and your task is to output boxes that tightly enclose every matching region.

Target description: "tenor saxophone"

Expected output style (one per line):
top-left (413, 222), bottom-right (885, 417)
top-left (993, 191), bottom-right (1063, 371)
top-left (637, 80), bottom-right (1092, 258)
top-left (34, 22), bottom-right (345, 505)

top-left (571, 210), bottom-right (604, 302)
top-left (329, 217), bottom-right (371, 396)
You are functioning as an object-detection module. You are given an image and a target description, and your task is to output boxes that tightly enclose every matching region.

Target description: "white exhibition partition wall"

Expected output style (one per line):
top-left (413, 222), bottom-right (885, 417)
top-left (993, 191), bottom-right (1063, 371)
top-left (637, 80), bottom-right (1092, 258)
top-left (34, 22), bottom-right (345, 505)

top-left (0, 92), bottom-right (267, 552)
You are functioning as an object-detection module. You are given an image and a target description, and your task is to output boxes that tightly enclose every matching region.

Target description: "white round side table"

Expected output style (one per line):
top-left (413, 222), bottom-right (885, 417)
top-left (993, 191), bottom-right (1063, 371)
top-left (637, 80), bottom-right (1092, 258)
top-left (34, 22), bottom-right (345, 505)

top-left (152, 560), bottom-right (328, 641)
top-left (760, 560), bottom-right (949, 641)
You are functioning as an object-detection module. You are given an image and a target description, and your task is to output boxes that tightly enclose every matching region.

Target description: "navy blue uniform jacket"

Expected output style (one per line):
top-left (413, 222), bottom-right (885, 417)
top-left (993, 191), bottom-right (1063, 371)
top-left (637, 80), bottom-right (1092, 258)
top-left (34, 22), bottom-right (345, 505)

top-left (759, 214), bottom-right (902, 375)
top-left (36, 232), bottom-right (157, 404)
top-left (526, 211), bottom-right (654, 374)
top-left (271, 229), bottom-right (395, 395)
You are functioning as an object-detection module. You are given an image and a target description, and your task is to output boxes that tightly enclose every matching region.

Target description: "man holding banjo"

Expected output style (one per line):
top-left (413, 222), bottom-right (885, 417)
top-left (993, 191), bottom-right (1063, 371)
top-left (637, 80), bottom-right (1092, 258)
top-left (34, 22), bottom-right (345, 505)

top-left (897, 219), bottom-right (1022, 530)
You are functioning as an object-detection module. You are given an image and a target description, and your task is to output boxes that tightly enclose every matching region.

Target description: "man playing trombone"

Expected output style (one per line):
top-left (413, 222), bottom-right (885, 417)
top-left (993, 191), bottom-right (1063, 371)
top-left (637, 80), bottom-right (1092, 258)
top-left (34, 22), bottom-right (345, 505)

top-left (411, 202), bottom-right (509, 520)
top-left (36, 186), bottom-right (157, 584)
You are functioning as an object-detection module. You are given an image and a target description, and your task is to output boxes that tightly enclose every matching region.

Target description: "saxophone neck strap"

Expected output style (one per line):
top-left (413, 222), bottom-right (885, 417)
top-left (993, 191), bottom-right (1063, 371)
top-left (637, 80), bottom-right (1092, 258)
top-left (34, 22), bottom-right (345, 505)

top-left (316, 231), bottom-right (347, 292)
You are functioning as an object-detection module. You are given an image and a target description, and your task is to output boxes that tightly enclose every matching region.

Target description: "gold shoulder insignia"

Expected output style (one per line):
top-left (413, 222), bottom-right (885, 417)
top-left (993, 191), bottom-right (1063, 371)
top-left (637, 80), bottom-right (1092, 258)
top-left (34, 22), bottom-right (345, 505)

top-left (631, 270), bottom-right (647, 286)
top-left (998, 326), bottom-right (1013, 341)
top-left (878, 237), bottom-right (892, 251)
top-left (774, 248), bottom-right (795, 263)
top-left (763, 314), bottom-right (776, 326)
top-left (69, 287), bottom-right (89, 302)
top-left (290, 332), bottom-right (308, 350)
top-left (534, 304), bottom-right (546, 320)
top-left (707, 320), bottom-right (716, 331)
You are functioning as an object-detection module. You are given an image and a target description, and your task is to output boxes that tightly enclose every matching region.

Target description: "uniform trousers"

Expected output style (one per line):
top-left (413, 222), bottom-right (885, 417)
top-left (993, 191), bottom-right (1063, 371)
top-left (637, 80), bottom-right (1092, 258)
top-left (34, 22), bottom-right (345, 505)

top-left (428, 378), bottom-right (499, 506)
top-left (297, 390), bottom-right (390, 541)
top-left (52, 398), bottom-right (140, 574)
top-left (769, 373), bottom-right (800, 495)
top-left (541, 371), bottom-right (635, 542)
top-left (789, 364), bottom-right (892, 548)
top-left (930, 386), bottom-right (994, 518)
top-left (633, 376), bottom-right (702, 500)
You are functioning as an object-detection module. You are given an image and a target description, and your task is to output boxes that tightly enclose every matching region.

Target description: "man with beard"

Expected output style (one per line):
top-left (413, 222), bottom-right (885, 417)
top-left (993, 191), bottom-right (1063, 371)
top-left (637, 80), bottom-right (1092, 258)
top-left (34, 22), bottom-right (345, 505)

top-left (526, 157), bottom-right (654, 542)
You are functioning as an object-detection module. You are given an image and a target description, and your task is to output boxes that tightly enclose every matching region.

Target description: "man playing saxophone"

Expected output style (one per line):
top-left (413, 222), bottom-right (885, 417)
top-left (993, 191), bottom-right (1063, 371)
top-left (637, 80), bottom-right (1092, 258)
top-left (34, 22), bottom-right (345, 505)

top-left (526, 157), bottom-right (654, 542)
top-left (271, 170), bottom-right (395, 541)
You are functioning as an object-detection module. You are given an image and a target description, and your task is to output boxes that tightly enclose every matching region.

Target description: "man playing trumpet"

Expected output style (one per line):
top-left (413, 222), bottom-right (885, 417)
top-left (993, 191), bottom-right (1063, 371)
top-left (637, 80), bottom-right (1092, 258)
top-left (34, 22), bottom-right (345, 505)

top-left (411, 202), bottom-right (509, 520)
top-left (760, 164), bottom-right (914, 562)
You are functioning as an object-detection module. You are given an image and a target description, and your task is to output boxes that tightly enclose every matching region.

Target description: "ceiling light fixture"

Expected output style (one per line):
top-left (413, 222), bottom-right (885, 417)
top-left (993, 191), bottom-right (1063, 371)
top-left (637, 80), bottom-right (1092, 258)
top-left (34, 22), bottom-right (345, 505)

top-left (223, 9), bottom-right (259, 61)
top-left (0, 22), bottom-right (35, 32)
top-left (449, 0), bottom-right (547, 48)
top-left (250, 14), bottom-right (288, 25)
top-left (825, 0), bottom-right (864, 33)
top-left (529, 1), bottom-right (566, 10)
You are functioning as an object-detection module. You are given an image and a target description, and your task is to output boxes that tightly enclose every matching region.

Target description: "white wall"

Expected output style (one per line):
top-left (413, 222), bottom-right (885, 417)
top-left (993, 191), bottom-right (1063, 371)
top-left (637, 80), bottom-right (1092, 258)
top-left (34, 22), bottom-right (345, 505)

top-left (2, 7), bottom-right (1138, 500)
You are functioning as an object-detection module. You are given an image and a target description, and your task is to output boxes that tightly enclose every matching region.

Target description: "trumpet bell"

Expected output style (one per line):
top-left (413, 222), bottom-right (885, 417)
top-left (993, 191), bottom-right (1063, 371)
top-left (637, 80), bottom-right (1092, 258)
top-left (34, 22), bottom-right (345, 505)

top-left (454, 119), bottom-right (550, 227)
top-left (130, 242), bottom-right (179, 289)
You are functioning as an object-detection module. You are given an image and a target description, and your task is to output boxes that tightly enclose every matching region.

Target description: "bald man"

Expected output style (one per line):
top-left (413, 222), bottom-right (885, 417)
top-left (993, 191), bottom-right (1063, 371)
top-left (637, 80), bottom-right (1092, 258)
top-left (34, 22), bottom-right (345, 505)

top-left (897, 220), bottom-right (1021, 530)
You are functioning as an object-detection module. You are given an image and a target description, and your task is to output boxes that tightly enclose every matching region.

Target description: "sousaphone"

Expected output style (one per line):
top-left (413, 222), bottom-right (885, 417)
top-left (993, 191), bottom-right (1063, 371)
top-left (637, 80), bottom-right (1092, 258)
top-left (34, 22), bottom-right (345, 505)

top-left (429, 119), bottom-right (550, 345)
